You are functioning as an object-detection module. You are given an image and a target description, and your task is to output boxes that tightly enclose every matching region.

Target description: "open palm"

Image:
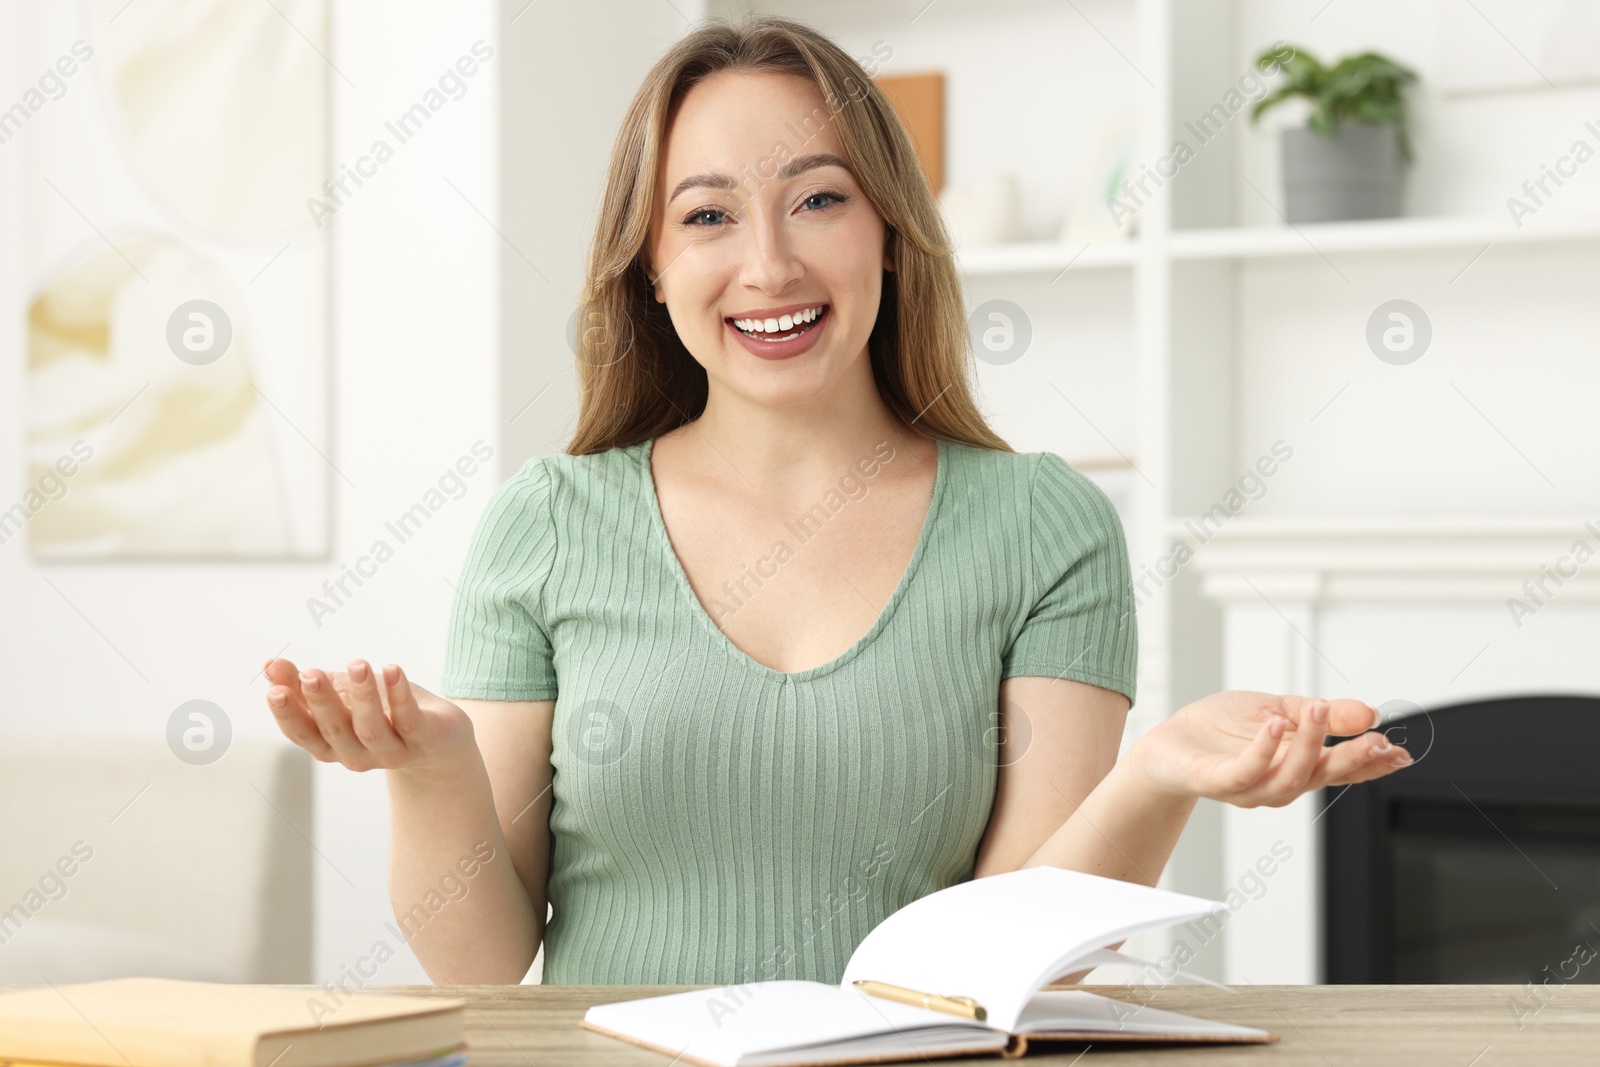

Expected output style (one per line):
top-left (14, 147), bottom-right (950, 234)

top-left (1128, 691), bottom-right (1412, 808)
top-left (262, 657), bottom-right (475, 776)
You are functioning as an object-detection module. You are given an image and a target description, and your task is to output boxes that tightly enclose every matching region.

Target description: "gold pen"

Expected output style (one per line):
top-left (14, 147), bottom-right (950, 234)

top-left (852, 979), bottom-right (987, 1022)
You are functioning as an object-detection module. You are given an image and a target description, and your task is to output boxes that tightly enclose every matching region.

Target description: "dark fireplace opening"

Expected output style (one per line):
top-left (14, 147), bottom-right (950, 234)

top-left (1389, 797), bottom-right (1600, 981)
top-left (1323, 694), bottom-right (1600, 984)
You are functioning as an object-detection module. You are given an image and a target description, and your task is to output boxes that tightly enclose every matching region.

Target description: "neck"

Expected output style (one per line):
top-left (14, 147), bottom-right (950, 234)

top-left (674, 354), bottom-right (925, 493)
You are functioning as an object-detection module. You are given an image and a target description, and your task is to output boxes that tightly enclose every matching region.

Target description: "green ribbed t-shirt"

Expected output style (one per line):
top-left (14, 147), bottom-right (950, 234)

top-left (440, 435), bottom-right (1137, 985)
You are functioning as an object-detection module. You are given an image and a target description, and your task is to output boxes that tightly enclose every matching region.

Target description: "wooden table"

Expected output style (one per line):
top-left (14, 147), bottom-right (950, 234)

top-left (381, 983), bottom-right (1600, 1065)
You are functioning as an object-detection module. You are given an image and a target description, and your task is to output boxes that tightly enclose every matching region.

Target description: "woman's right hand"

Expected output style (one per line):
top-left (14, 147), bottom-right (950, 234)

top-left (262, 657), bottom-right (477, 779)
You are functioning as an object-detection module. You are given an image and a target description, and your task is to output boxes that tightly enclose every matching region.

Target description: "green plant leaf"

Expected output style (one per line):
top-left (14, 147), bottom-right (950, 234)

top-left (1250, 85), bottom-right (1302, 122)
top-left (1248, 43), bottom-right (1418, 162)
top-left (1249, 43), bottom-right (1327, 126)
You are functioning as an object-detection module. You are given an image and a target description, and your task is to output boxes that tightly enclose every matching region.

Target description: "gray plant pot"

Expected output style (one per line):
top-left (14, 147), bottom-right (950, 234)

top-left (1280, 121), bottom-right (1406, 224)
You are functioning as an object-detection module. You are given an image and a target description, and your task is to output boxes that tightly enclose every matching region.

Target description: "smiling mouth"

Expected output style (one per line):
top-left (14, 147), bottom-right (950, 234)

top-left (727, 304), bottom-right (829, 342)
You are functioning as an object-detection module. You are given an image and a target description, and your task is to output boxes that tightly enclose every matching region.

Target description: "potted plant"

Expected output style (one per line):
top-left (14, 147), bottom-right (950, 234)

top-left (1250, 45), bottom-right (1419, 224)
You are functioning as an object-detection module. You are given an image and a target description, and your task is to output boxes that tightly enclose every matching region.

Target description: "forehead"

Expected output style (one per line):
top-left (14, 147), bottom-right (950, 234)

top-left (659, 69), bottom-right (844, 185)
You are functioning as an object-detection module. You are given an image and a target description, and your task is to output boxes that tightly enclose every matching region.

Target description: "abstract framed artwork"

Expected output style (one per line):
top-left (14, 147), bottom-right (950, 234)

top-left (14, 0), bottom-right (332, 558)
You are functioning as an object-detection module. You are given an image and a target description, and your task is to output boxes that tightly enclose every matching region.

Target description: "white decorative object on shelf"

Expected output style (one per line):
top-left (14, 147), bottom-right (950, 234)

top-left (939, 173), bottom-right (1019, 248)
top-left (1061, 120), bottom-right (1139, 243)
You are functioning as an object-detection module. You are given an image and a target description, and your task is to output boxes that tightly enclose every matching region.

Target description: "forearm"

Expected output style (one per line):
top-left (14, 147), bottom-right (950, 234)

top-left (1018, 750), bottom-right (1197, 888)
top-left (386, 752), bottom-right (541, 983)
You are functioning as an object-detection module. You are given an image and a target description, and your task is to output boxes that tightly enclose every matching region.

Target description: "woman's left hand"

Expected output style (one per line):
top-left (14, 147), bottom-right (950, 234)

top-left (1126, 691), bottom-right (1413, 807)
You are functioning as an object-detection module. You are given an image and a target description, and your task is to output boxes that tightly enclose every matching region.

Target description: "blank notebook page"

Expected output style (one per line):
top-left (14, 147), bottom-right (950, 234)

top-left (838, 866), bottom-right (1223, 1032)
top-left (584, 981), bottom-right (1008, 1066)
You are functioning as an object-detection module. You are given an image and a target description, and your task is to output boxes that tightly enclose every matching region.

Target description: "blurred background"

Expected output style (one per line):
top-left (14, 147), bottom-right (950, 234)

top-left (1, 0), bottom-right (1596, 989)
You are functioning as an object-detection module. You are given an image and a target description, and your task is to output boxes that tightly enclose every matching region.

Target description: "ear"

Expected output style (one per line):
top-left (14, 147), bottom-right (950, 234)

top-left (638, 256), bottom-right (664, 302)
top-left (882, 226), bottom-right (897, 273)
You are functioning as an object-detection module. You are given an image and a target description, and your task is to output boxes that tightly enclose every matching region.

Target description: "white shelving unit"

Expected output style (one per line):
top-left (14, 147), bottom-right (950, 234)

top-left (673, 0), bottom-right (1600, 983)
top-left (955, 238), bottom-right (1139, 276)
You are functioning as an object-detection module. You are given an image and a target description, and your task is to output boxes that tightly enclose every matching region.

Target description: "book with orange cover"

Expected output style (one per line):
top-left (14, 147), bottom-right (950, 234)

top-left (0, 977), bottom-right (464, 1067)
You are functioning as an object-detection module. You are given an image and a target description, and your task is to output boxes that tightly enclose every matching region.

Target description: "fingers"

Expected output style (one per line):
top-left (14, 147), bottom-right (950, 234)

top-left (1202, 693), bottom-right (1410, 810)
top-left (1236, 723), bottom-right (1411, 807)
top-left (299, 667), bottom-right (377, 769)
top-left (1272, 699), bottom-right (1331, 791)
top-left (264, 657), bottom-right (306, 704)
top-left (1325, 698), bottom-right (1379, 737)
top-left (343, 659), bottom-right (406, 760)
top-left (263, 658), bottom-right (336, 762)
top-left (380, 663), bottom-right (424, 739)
top-left (262, 656), bottom-right (425, 772)
top-left (1226, 701), bottom-right (1330, 806)
top-left (1276, 694), bottom-right (1377, 737)
top-left (1321, 731), bottom-right (1413, 786)
top-left (1222, 715), bottom-right (1289, 793)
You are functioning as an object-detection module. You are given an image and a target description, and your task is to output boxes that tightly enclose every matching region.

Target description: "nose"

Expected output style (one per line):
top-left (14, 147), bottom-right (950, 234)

top-left (738, 206), bottom-right (804, 294)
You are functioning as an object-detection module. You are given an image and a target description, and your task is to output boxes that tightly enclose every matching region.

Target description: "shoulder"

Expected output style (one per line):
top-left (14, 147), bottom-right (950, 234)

top-left (483, 443), bottom-right (640, 515)
top-left (944, 442), bottom-right (1121, 536)
top-left (476, 452), bottom-right (555, 531)
top-left (457, 446), bottom-right (638, 591)
top-left (1026, 451), bottom-right (1124, 537)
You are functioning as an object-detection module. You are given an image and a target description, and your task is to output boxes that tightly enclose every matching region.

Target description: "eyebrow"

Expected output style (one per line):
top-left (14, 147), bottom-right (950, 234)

top-left (667, 152), bottom-right (853, 205)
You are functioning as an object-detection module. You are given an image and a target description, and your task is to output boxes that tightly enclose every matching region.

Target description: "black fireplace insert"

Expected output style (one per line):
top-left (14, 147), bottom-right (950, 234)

top-left (1322, 694), bottom-right (1600, 983)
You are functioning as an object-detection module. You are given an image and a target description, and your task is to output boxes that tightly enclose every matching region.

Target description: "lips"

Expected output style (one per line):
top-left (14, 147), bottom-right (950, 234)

top-left (728, 304), bottom-right (828, 341)
top-left (726, 303), bottom-right (829, 339)
top-left (724, 302), bottom-right (831, 360)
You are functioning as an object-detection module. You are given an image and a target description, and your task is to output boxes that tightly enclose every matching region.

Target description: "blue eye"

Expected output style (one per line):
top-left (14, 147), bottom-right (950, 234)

top-left (680, 190), bottom-right (850, 228)
top-left (684, 208), bottom-right (727, 227)
top-left (800, 189), bottom-right (850, 213)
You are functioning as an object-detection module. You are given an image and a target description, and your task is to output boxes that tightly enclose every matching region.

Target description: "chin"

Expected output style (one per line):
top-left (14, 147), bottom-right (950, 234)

top-left (726, 363), bottom-right (837, 406)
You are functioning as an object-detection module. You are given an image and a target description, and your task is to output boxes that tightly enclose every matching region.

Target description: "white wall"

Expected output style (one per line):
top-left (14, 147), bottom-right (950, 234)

top-left (0, 0), bottom-right (500, 985)
top-left (500, 0), bottom-right (697, 467)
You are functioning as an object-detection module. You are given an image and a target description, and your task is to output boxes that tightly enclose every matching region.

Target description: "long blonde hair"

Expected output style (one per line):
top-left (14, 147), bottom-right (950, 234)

top-left (565, 13), bottom-right (1012, 456)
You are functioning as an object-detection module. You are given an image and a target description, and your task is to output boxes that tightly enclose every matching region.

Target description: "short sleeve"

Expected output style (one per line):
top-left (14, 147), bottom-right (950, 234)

top-left (440, 456), bottom-right (559, 701)
top-left (1000, 451), bottom-right (1138, 709)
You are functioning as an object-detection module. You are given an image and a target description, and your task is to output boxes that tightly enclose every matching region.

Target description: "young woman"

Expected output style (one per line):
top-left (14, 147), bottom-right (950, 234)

top-left (261, 15), bottom-right (1411, 987)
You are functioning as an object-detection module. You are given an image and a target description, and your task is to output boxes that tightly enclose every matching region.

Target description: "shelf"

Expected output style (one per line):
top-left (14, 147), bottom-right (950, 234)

top-left (1167, 214), bottom-right (1600, 262)
top-left (954, 239), bottom-right (1139, 277)
top-left (951, 214), bottom-right (1600, 275)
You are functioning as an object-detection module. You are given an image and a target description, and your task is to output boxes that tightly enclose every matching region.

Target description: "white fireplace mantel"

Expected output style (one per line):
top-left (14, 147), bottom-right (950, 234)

top-left (1178, 516), bottom-right (1600, 984)
top-left (1180, 516), bottom-right (1600, 603)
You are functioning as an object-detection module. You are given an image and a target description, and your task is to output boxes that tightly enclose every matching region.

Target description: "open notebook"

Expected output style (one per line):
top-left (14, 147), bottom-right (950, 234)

top-left (581, 866), bottom-right (1274, 1066)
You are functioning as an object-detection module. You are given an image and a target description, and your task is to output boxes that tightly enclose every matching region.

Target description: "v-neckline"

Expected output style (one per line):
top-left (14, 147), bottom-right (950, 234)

top-left (640, 435), bottom-right (949, 684)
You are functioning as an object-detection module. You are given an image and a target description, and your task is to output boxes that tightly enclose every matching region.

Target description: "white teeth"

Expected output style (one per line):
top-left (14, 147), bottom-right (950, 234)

top-left (732, 305), bottom-right (826, 334)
